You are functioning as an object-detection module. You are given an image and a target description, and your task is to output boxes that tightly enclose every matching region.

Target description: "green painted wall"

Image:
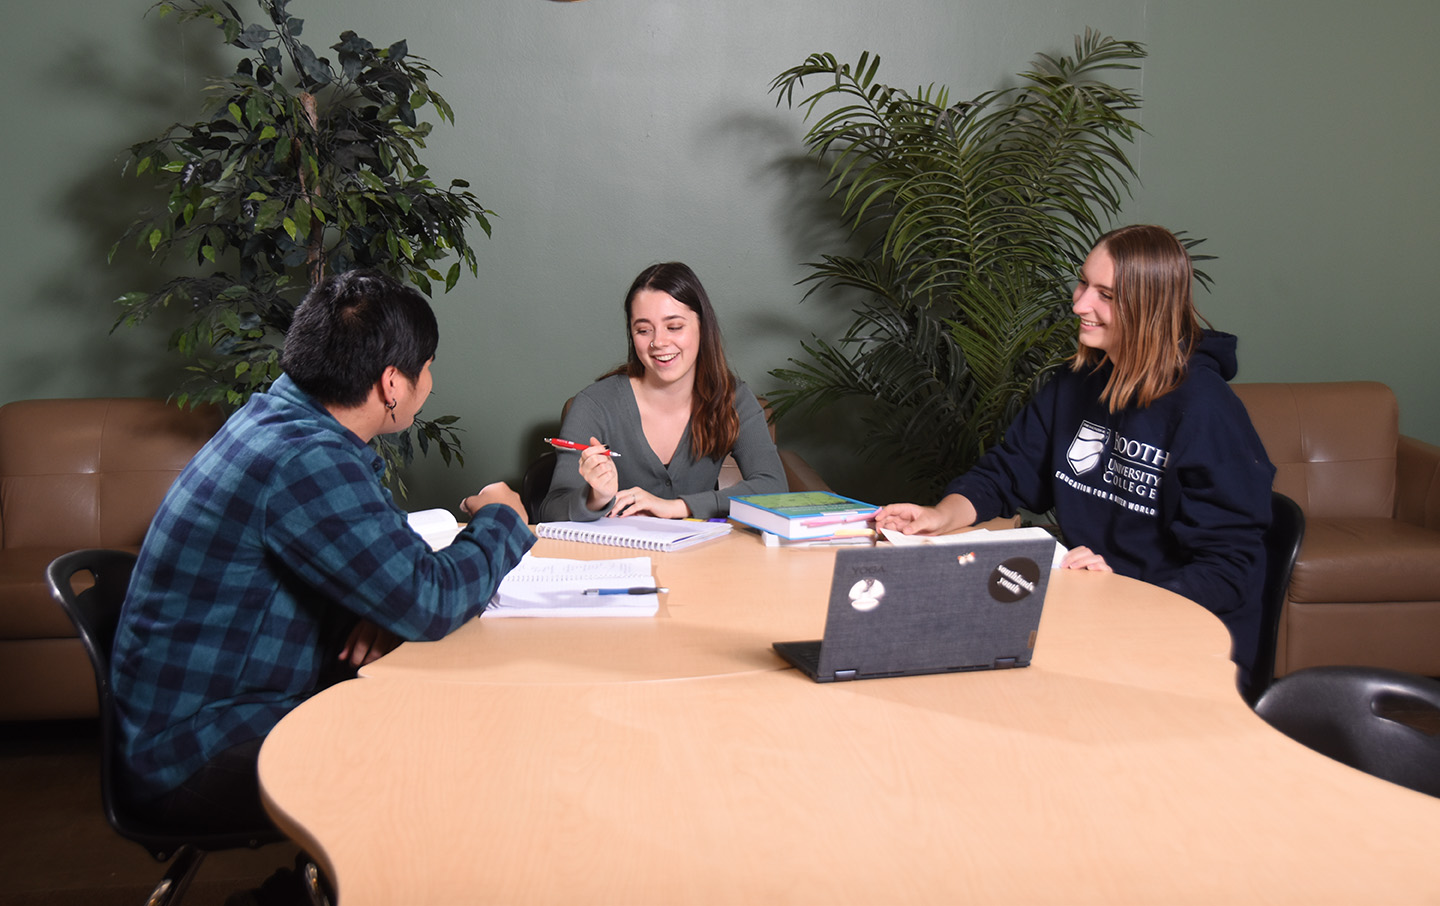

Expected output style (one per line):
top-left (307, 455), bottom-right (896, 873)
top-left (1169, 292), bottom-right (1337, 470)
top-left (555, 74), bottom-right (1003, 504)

top-left (4, 1), bottom-right (1436, 511)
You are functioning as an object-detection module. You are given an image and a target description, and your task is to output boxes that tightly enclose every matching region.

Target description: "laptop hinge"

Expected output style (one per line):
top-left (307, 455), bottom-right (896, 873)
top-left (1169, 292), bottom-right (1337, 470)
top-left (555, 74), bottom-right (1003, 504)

top-left (834, 669), bottom-right (858, 681)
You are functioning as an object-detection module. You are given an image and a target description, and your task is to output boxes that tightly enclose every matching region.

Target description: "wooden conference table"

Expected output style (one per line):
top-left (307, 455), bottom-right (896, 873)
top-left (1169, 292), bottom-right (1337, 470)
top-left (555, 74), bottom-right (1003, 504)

top-left (259, 530), bottom-right (1440, 904)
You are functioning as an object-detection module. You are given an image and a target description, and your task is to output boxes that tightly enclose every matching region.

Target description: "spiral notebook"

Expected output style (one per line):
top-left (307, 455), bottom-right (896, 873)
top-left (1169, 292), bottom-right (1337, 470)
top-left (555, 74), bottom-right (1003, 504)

top-left (536, 516), bottom-right (731, 551)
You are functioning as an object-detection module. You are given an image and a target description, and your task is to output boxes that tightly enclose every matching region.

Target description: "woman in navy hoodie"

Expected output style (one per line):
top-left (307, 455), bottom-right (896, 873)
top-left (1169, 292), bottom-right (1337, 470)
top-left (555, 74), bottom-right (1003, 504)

top-left (876, 224), bottom-right (1275, 683)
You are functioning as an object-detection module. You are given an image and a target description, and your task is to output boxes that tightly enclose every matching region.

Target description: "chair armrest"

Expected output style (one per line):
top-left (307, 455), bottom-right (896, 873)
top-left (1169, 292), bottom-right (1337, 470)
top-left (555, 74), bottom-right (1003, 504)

top-left (779, 449), bottom-right (832, 493)
top-left (1396, 434), bottom-right (1440, 530)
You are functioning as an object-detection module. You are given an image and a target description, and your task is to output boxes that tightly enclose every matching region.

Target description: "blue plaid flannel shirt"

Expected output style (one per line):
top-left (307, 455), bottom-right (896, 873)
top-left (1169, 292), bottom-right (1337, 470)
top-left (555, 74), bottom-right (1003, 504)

top-left (112, 375), bottom-right (535, 798)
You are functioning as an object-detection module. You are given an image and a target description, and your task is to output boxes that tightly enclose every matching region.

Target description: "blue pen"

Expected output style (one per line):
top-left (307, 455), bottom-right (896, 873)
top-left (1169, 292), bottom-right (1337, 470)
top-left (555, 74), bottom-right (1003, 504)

top-left (582, 587), bottom-right (669, 595)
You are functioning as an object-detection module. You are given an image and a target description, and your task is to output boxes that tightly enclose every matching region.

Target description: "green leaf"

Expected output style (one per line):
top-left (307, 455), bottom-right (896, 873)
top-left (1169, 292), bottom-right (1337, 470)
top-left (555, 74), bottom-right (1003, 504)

top-left (292, 201), bottom-right (312, 237)
top-left (254, 198), bottom-right (285, 229)
top-left (148, 228), bottom-right (163, 251)
top-left (229, 102), bottom-right (244, 125)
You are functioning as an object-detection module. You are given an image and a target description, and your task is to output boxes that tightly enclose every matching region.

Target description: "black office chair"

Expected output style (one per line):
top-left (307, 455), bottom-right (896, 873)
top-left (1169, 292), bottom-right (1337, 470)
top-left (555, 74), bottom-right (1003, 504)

top-left (1255, 666), bottom-right (1440, 798)
top-left (46, 549), bottom-right (288, 905)
top-left (1243, 491), bottom-right (1306, 705)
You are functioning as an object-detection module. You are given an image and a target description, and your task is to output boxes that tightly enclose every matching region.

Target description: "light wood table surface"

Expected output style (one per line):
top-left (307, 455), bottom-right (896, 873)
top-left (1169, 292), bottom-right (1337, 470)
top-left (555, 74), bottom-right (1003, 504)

top-left (260, 531), bottom-right (1440, 904)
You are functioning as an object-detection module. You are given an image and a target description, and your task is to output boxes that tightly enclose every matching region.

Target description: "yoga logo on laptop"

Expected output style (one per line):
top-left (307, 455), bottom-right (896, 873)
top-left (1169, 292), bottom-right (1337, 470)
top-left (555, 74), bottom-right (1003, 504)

top-left (989, 557), bottom-right (1041, 603)
top-left (1066, 420), bottom-right (1109, 475)
top-left (847, 577), bottom-right (885, 612)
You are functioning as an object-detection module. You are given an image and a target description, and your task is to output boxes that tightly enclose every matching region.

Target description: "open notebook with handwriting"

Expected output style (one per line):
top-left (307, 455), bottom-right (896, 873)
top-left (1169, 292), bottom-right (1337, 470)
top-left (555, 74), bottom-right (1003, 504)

top-left (487, 554), bottom-right (661, 617)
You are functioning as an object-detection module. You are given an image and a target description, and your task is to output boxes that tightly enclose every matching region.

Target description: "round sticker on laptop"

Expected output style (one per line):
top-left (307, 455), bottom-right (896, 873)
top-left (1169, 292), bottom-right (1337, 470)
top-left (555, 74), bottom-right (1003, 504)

top-left (848, 577), bottom-right (885, 612)
top-left (989, 557), bottom-right (1040, 603)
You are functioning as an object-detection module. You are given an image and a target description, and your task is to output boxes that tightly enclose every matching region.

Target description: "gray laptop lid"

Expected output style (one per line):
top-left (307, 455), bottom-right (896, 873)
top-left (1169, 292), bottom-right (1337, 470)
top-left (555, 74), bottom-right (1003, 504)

top-left (774, 538), bottom-right (1054, 682)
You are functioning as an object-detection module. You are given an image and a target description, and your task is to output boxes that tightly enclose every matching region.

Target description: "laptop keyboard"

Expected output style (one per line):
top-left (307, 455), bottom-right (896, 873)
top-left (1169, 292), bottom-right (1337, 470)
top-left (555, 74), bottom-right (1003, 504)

top-left (776, 640), bottom-right (823, 675)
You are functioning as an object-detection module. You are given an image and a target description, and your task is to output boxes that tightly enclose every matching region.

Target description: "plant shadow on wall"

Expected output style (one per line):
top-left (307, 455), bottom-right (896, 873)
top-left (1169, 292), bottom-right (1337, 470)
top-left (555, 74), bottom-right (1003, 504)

top-left (110, 0), bottom-right (493, 494)
top-left (766, 30), bottom-right (1209, 501)
top-left (35, 21), bottom-right (226, 401)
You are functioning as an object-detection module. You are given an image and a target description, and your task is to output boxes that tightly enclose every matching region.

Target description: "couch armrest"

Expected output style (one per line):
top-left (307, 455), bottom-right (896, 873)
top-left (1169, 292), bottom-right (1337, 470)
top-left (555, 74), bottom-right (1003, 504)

top-left (779, 450), bottom-right (832, 493)
top-left (1396, 434), bottom-right (1440, 531)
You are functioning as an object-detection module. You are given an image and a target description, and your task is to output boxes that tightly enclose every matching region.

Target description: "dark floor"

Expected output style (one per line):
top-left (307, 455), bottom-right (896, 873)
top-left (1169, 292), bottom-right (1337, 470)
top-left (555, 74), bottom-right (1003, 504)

top-left (0, 720), bottom-right (300, 906)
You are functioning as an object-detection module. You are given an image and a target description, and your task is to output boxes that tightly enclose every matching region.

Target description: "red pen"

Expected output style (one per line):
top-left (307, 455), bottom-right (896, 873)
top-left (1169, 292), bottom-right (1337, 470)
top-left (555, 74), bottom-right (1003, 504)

top-left (544, 437), bottom-right (621, 458)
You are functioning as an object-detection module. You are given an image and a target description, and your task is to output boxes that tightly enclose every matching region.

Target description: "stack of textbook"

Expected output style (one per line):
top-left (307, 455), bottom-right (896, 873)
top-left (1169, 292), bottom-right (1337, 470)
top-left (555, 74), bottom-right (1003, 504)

top-left (727, 491), bottom-right (880, 546)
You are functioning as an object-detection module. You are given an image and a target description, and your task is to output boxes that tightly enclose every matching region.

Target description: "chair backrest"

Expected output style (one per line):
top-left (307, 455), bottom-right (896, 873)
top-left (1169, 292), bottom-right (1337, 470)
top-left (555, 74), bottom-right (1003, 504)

top-left (1255, 666), bottom-right (1440, 798)
top-left (1244, 492), bottom-right (1306, 705)
top-left (45, 550), bottom-right (149, 843)
top-left (521, 450), bottom-right (558, 520)
top-left (45, 549), bottom-right (279, 859)
top-left (1230, 382), bottom-right (1399, 520)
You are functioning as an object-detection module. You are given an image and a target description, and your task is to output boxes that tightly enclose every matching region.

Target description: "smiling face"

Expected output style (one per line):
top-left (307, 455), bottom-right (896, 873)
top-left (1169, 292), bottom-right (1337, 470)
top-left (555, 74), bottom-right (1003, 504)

top-left (1072, 245), bottom-right (1118, 355)
top-left (629, 289), bottom-right (701, 388)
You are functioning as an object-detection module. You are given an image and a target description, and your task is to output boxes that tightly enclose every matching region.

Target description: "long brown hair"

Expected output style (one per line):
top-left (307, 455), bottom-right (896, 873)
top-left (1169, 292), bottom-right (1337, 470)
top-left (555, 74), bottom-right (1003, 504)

top-left (1071, 225), bottom-right (1204, 411)
top-left (607, 262), bottom-right (739, 460)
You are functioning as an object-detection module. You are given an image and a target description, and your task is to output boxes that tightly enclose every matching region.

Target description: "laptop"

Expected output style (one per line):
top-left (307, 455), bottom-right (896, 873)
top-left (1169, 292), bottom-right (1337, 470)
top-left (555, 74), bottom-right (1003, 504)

top-left (773, 537), bottom-right (1055, 682)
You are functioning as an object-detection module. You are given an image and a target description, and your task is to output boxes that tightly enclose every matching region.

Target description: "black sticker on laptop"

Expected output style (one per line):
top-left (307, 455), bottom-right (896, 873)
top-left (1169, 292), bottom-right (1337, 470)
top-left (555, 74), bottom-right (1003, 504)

top-left (989, 557), bottom-right (1040, 603)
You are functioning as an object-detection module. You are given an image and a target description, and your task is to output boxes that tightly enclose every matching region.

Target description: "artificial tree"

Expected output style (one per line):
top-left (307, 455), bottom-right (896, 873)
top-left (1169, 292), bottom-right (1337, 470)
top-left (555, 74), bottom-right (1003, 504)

top-left (111, 0), bottom-right (490, 487)
top-left (768, 30), bottom-right (1206, 498)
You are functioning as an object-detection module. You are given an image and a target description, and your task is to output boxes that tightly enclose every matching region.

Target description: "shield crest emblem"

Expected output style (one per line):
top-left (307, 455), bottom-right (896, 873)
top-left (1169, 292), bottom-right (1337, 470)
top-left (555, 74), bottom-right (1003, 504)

top-left (1066, 421), bottom-right (1108, 475)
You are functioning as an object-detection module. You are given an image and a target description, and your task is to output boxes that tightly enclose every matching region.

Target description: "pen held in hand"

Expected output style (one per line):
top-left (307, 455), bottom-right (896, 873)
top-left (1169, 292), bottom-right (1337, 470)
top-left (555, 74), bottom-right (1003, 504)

top-left (582, 587), bottom-right (669, 596)
top-left (545, 437), bottom-right (621, 458)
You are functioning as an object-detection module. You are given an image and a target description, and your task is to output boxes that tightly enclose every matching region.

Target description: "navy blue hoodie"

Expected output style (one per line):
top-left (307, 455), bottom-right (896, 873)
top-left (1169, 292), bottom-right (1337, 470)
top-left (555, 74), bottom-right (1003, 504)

top-left (946, 331), bottom-right (1275, 675)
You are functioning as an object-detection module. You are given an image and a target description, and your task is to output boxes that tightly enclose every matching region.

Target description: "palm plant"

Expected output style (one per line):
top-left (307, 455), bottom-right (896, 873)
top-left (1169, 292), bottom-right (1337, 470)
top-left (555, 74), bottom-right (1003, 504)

top-left (110, 0), bottom-right (491, 488)
top-left (769, 31), bottom-right (1195, 498)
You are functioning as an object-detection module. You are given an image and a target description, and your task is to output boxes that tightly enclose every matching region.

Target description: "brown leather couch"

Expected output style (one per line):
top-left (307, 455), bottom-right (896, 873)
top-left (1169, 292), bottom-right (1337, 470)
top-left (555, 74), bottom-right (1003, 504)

top-left (0, 398), bottom-right (222, 720)
top-left (1232, 382), bottom-right (1440, 677)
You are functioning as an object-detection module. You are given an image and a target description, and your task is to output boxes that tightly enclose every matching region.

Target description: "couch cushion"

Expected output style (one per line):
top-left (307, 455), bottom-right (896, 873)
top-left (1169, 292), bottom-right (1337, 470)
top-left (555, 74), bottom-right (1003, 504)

top-left (0, 638), bottom-right (98, 720)
top-left (0, 547), bottom-right (87, 637)
top-left (0, 398), bottom-right (222, 549)
top-left (1288, 517), bottom-right (1440, 604)
top-left (1283, 601), bottom-right (1440, 677)
top-left (1232, 382), bottom-right (1398, 520)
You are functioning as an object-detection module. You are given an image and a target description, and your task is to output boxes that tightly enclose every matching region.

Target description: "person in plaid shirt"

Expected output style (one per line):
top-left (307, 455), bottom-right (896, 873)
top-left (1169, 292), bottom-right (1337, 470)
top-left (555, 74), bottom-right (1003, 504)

top-left (112, 269), bottom-right (534, 833)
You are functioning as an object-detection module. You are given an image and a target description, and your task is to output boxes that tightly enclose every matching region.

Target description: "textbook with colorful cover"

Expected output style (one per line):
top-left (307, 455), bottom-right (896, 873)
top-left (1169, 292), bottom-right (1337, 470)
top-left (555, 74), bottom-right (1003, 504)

top-left (535, 515), bottom-right (731, 552)
top-left (727, 491), bottom-right (880, 541)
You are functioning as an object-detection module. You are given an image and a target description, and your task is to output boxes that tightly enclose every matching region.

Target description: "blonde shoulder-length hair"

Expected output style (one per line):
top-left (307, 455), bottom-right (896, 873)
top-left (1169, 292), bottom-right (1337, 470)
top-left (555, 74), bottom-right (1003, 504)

top-left (1071, 224), bottom-right (1204, 412)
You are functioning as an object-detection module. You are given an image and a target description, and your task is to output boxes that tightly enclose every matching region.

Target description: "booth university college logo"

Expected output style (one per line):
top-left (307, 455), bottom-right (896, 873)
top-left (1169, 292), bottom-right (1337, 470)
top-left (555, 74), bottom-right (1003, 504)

top-left (1066, 421), bottom-right (1110, 476)
top-left (1061, 421), bottom-right (1169, 517)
